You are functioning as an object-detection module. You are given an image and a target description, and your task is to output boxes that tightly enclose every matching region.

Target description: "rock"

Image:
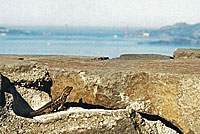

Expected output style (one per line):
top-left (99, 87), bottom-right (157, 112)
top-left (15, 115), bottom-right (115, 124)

top-left (92, 57), bottom-right (109, 60)
top-left (115, 54), bottom-right (172, 60)
top-left (0, 55), bottom-right (200, 134)
top-left (0, 74), bottom-right (5, 109)
top-left (1, 98), bottom-right (137, 134)
top-left (0, 73), bottom-right (15, 109)
top-left (173, 48), bottom-right (200, 59)
top-left (0, 72), bottom-right (51, 118)
top-left (16, 87), bottom-right (51, 110)
top-left (130, 110), bottom-right (179, 134)
top-left (0, 64), bottom-right (52, 95)
top-left (49, 70), bottom-right (199, 134)
top-left (33, 109), bottom-right (137, 134)
top-left (0, 103), bottom-right (178, 134)
top-left (10, 89), bottom-right (35, 118)
top-left (0, 66), bottom-right (181, 134)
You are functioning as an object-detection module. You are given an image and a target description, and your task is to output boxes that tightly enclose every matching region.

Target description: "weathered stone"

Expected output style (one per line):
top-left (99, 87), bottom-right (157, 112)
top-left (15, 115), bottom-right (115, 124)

top-left (0, 103), bottom-right (178, 134)
top-left (16, 87), bottom-right (51, 110)
top-left (0, 72), bottom-right (51, 118)
top-left (0, 55), bottom-right (200, 134)
top-left (173, 48), bottom-right (200, 59)
top-left (49, 69), bottom-right (199, 134)
top-left (130, 110), bottom-right (179, 134)
top-left (0, 104), bottom-right (137, 134)
top-left (0, 64), bottom-right (52, 95)
top-left (115, 54), bottom-right (172, 60)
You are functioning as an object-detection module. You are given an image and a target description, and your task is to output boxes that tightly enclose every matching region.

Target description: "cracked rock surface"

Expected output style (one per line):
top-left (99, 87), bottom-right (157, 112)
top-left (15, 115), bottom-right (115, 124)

top-left (0, 55), bottom-right (200, 134)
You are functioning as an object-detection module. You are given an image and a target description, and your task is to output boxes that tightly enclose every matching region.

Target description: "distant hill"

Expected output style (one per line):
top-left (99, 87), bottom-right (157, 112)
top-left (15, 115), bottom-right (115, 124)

top-left (150, 22), bottom-right (200, 39)
top-left (134, 22), bottom-right (200, 45)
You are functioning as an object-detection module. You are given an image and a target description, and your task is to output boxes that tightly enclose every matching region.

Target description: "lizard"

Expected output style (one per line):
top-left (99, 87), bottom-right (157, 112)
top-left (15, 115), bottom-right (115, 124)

top-left (30, 86), bottom-right (73, 117)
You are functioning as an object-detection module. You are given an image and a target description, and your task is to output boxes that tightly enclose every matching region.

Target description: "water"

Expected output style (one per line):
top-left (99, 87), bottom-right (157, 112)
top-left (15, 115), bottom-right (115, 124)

top-left (0, 26), bottom-right (200, 58)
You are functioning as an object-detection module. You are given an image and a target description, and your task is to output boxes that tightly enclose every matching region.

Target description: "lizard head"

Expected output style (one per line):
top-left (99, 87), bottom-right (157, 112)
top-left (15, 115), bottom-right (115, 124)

top-left (62, 86), bottom-right (73, 97)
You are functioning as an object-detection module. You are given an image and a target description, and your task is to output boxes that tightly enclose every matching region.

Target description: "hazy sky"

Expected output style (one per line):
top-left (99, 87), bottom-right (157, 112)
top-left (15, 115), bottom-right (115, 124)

top-left (1, 0), bottom-right (200, 27)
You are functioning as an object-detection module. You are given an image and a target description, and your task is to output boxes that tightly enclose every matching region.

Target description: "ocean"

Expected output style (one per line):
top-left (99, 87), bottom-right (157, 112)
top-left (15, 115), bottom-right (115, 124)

top-left (0, 26), bottom-right (200, 58)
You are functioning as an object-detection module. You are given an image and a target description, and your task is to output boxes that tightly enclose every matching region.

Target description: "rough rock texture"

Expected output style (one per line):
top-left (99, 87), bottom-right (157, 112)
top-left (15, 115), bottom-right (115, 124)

top-left (48, 65), bottom-right (199, 134)
top-left (173, 48), bottom-right (200, 59)
top-left (131, 111), bottom-right (179, 134)
top-left (115, 54), bottom-right (172, 60)
top-left (0, 97), bottom-right (178, 134)
top-left (178, 75), bottom-right (200, 133)
top-left (0, 64), bottom-right (52, 95)
top-left (0, 55), bottom-right (200, 134)
top-left (16, 87), bottom-right (51, 110)
top-left (0, 74), bottom-right (51, 113)
top-left (50, 70), bottom-right (197, 133)
top-left (0, 102), bottom-right (137, 134)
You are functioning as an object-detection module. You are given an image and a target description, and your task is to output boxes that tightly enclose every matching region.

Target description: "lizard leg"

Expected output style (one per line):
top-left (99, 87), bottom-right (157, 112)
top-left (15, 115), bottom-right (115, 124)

top-left (44, 107), bottom-right (54, 114)
top-left (60, 103), bottom-right (64, 111)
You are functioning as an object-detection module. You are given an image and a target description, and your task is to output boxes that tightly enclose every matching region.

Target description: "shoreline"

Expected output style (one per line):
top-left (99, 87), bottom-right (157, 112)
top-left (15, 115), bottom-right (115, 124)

top-left (0, 53), bottom-right (173, 58)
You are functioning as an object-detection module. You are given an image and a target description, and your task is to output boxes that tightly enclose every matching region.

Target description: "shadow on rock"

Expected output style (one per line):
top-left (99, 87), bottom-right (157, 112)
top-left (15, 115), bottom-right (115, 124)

top-left (139, 112), bottom-right (183, 134)
top-left (13, 71), bottom-right (53, 98)
top-left (0, 73), bottom-right (34, 118)
top-left (64, 98), bottom-right (112, 110)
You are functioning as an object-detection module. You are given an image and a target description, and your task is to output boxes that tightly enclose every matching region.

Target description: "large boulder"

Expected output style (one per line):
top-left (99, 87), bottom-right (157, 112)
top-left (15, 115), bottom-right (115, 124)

top-left (173, 48), bottom-right (200, 59)
top-left (0, 64), bottom-right (181, 134)
top-left (50, 69), bottom-right (199, 134)
top-left (1, 72), bottom-right (177, 133)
